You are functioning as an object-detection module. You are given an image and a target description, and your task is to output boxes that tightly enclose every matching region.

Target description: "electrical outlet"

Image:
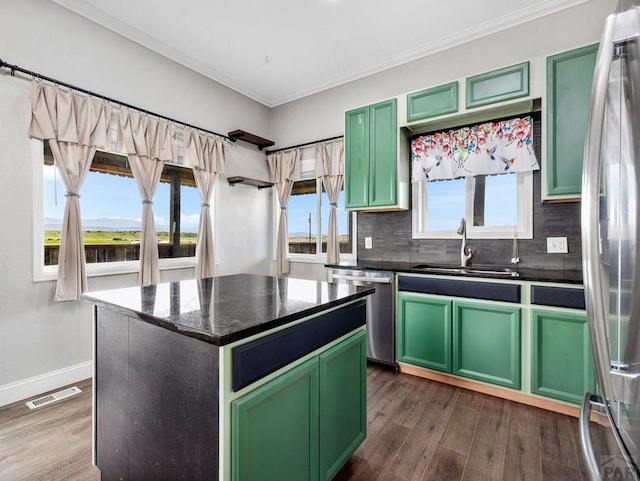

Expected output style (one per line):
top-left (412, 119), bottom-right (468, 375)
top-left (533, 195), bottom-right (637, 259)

top-left (364, 237), bottom-right (373, 249)
top-left (547, 237), bottom-right (568, 254)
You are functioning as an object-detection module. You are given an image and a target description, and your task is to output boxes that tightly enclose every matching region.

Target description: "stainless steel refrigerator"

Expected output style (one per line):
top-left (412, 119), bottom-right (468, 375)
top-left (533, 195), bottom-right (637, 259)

top-left (580, 2), bottom-right (640, 480)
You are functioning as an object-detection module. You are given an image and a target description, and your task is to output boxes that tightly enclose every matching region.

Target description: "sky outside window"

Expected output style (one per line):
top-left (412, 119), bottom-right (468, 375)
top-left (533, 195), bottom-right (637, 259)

top-left (481, 173), bottom-right (517, 227)
top-left (44, 165), bottom-right (201, 233)
top-left (427, 178), bottom-right (466, 231)
top-left (288, 190), bottom-right (317, 239)
top-left (289, 188), bottom-right (349, 236)
top-left (426, 173), bottom-right (517, 231)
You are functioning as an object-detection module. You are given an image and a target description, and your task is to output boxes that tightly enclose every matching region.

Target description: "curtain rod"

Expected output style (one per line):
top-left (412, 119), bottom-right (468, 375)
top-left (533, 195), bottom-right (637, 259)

top-left (266, 134), bottom-right (343, 155)
top-left (0, 57), bottom-right (232, 142)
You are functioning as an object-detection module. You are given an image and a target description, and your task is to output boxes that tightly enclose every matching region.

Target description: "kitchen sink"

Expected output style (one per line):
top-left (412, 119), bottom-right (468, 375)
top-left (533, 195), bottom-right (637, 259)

top-left (410, 265), bottom-right (466, 274)
top-left (465, 267), bottom-right (519, 277)
top-left (410, 264), bottom-right (519, 277)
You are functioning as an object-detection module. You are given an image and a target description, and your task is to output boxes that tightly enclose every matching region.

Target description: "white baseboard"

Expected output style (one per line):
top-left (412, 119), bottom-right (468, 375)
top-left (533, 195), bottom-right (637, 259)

top-left (0, 361), bottom-right (93, 407)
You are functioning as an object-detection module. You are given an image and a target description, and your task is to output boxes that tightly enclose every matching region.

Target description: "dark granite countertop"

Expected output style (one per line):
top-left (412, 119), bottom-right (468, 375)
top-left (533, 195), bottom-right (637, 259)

top-left (83, 273), bottom-right (374, 346)
top-left (326, 260), bottom-right (583, 285)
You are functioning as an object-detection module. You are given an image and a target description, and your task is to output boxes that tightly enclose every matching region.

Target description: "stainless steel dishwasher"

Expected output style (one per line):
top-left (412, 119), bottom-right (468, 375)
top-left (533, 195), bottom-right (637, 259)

top-left (328, 267), bottom-right (396, 368)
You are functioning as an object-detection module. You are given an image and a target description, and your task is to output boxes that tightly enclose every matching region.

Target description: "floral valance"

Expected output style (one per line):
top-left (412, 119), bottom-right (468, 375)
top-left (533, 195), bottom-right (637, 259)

top-left (411, 116), bottom-right (539, 182)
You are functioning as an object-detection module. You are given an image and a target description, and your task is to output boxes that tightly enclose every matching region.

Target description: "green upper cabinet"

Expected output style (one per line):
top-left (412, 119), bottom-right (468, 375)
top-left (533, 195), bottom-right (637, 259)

top-left (369, 100), bottom-right (398, 207)
top-left (531, 309), bottom-right (595, 404)
top-left (453, 300), bottom-right (521, 389)
top-left (319, 330), bottom-right (367, 481)
top-left (545, 44), bottom-right (598, 200)
top-left (397, 292), bottom-right (452, 373)
top-left (345, 98), bottom-right (408, 211)
top-left (344, 106), bottom-right (370, 208)
top-left (406, 82), bottom-right (458, 122)
top-left (232, 358), bottom-right (319, 481)
top-left (465, 62), bottom-right (530, 109)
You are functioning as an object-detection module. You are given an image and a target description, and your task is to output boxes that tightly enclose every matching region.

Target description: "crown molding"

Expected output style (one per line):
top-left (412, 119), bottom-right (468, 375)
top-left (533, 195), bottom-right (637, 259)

top-left (50, 0), bottom-right (591, 107)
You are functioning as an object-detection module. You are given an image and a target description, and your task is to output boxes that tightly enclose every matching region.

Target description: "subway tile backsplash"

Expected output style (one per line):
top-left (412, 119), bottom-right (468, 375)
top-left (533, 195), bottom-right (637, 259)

top-left (357, 123), bottom-right (582, 270)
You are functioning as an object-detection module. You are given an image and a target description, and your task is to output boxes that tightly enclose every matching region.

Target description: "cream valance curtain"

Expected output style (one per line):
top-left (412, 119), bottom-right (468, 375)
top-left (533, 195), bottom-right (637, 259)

top-left (411, 116), bottom-right (539, 182)
top-left (315, 139), bottom-right (344, 264)
top-left (183, 130), bottom-right (225, 279)
top-left (29, 81), bottom-right (111, 301)
top-left (268, 150), bottom-right (301, 275)
top-left (117, 108), bottom-right (176, 286)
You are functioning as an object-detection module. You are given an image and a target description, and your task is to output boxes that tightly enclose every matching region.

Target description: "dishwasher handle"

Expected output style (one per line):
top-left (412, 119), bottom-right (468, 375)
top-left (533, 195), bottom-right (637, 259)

top-left (331, 273), bottom-right (392, 284)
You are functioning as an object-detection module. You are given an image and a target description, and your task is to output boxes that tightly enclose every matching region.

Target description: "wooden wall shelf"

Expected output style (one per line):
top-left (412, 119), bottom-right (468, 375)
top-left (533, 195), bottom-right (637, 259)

top-left (227, 130), bottom-right (275, 150)
top-left (227, 176), bottom-right (273, 189)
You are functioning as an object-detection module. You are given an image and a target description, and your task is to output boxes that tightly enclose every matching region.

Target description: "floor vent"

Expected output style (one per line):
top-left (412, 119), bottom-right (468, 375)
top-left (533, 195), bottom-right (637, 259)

top-left (26, 386), bottom-right (82, 410)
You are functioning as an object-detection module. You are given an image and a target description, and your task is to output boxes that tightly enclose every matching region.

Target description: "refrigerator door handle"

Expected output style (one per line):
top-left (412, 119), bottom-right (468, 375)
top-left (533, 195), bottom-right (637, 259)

top-left (580, 392), bottom-right (604, 481)
top-left (581, 392), bottom-right (640, 481)
top-left (581, 12), bottom-right (617, 402)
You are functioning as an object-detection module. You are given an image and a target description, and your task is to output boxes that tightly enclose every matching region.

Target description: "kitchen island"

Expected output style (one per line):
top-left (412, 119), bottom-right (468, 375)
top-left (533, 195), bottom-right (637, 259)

top-left (83, 273), bottom-right (373, 481)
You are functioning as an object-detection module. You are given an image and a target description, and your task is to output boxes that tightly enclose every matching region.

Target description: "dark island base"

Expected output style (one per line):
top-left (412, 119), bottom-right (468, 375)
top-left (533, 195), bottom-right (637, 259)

top-left (96, 306), bottom-right (219, 481)
top-left (94, 296), bottom-right (368, 481)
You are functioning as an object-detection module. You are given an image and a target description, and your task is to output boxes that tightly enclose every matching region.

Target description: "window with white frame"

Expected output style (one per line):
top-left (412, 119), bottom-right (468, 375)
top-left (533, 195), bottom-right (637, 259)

top-left (42, 143), bottom-right (200, 268)
top-left (411, 116), bottom-right (538, 239)
top-left (284, 156), bottom-right (355, 260)
top-left (412, 171), bottom-right (533, 239)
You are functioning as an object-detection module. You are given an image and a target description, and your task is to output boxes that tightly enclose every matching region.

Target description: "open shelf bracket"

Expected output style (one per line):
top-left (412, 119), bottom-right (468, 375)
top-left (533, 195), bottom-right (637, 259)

top-left (227, 176), bottom-right (273, 189)
top-left (227, 130), bottom-right (275, 150)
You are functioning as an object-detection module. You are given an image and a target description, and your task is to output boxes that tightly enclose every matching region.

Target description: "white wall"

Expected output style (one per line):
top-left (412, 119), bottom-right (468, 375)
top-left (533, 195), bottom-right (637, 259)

top-left (288, 262), bottom-right (329, 282)
top-left (215, 145), bottom-right (273, 276)
top-left (267, 0), bottom-right (617, 282)
top-left (0, 0), bottom-right (619, 404)
top-left (0, 0), bottom-right (273, 405)
top-left (268, 0), bottom-right (617, 147)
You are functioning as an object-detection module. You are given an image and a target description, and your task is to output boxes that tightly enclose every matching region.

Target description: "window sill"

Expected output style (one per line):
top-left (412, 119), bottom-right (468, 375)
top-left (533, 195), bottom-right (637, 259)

top-left (289, 254), bottom-right (356, 265)
top-left (34, 257), bottom-right (196, 282)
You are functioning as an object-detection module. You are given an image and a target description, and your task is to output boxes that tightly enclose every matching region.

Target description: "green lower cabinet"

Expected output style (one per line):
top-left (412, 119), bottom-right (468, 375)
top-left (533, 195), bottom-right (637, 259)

top-left (232, 331), bottom-right (367, 481)
top-left (453, 301), bottom-right (521, 389)
top-left (531, 309), bottom-right (596, 404)
top-left (397, 293), bottom-right (452, 373)
top-left (232, 358), bottom-right (320, 481)
top-left (319, 330), bottom-right (367, 481)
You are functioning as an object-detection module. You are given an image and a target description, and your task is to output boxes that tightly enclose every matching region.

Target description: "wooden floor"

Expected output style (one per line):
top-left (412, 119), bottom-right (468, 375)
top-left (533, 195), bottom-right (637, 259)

top-left (336, 366), bottom-right (591, 481)
top-left (0, 368), bottom-right (590, 481)
top-left (0, 378), bottom-right (99, 481)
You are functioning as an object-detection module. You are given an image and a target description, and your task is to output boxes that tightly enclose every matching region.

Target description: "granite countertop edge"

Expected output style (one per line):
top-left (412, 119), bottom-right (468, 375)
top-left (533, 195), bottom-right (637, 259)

top-left (216, 290), bottom-right (373, 345)
top-left (83, 283), bottom-right (374, 347)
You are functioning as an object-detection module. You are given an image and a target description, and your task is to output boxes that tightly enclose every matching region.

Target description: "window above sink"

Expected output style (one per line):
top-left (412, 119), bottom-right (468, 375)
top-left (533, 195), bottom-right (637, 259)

top-left (411, 115), bottom-right (537, 240)
top-left (411, 170), bottom-right (533, 240)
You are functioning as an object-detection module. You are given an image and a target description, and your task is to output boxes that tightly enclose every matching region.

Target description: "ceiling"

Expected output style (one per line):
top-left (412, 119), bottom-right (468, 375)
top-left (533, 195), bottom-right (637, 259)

top-left (51, 0), bottom-right (590, 107)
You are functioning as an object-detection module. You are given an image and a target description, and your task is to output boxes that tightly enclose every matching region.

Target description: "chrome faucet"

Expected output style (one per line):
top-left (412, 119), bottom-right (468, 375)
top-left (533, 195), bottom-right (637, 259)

top-left (457, 218), bottom-right (473, 267)
top-left (511, 230), bottom-right (520, 265)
